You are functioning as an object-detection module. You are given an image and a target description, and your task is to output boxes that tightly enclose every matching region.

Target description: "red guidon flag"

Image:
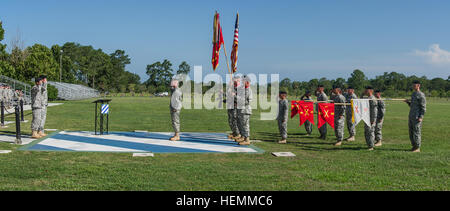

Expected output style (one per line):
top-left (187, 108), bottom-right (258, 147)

top-left (290, 100), bottom-right (300, 118)
top-left (230, 13), bottom-right (239, 73)
top-left (212, 12), bottom-right (224, 71)
top-left (317, 103), bottom-right (335, 129)
top-left (298, 101), bottom-right (315, 126)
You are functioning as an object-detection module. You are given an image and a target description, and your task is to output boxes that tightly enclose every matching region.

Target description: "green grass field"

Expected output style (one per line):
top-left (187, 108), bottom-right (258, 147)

top-left (0, 97), bottom-right (449, 190)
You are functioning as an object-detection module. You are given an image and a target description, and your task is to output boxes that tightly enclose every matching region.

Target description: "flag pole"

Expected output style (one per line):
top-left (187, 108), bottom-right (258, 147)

top-left (222, 42), bottom-right (234, 83)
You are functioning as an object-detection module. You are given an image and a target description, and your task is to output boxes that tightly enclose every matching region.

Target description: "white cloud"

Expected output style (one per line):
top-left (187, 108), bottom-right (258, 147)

top-left (415, 44), bottom-right (450, 66)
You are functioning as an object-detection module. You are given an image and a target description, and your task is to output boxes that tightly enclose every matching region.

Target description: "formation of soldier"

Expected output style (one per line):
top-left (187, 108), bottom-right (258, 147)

top-left (31, 75), bottom-right (49, 139)
top-left (165, 75), bottom-right (425, 152)
top-left (275, 80), bottom-right (426, 152)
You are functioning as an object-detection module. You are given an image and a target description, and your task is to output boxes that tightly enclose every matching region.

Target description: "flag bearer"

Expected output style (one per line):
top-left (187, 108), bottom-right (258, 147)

top-left (316, 85), bottom-right (328, 139)
top-left (235, 75), bottom-right (252, 145)
top-left (169, 79), bottom-right (183, 141)
top-left (277, 91), bottom-right (289, 144)
top-left (344, 86), bottom-right (358, 141)
top-left (374, 90), bottom-right (385, 147)
top-left (226, 76), bottom-right (241, 140)
top-left (364, 86), bottom-right (378, 150)
top-left (405, 80), bottom-right (426, 152)
top-left (31, 77), bottom-right (43, 139)
top-left (300, 91), bottom-right (313, 135)
top-left (332, 86), bottom-right (346, 146)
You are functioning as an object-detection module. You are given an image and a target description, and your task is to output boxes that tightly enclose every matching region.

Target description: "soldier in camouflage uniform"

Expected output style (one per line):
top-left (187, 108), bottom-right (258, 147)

top-left (300, 91), bottom-right (313, 135)
top-left (364, 86), bottom-right (378, 150)
top-left (405, 80), bottom-right (426, 152)
top-left (0, 84), bottom-right (4, 126)
top-left (344, 86), bottom-right (358, 141)
top-left (226, 76), bottom-right (241, 140)
top-left (31, 77), bottom-right (43, 139)
top-left (277, 91), bottom-right (289, 144)
top-left (169, 79), bottom-right (183, 141)
top-left (235, 75), bottom-right (253, 145)
top-left (39, 75), bottom-right (48, 137)
top-left (332, 86), bottom-right (346, 146)
top-left (3, 85), bottom-right (13, 108)
top-left (316, 85), bottom-right (328, 139)
top-left (374, 90), bottom-right (385, 147)
top-left (0, 83), bottom-right (4, 108)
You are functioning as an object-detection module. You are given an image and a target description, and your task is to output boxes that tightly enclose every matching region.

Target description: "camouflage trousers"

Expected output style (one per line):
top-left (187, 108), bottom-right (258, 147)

top-left (375, 119), bottom-right (383, 142)
top-left (408, 117), bottom-right (422, 148)
top-left (346, 112), bottom-right (356, 136)
top-left (278, 120), bottom-right (287, 140)
top-left (319, 124), bottom-right (327, 137)
top-left (334, 116), bottom-right (345, 141)
top-left (304, 120), bottom-right (313, 135)
top-left (237, 110), bottom-right (250, 138)
top-left (31, 108), bottom-right (42, 131)
top-left (170, 109), bottom-right (180, 133)
top-left (39, 106), bottom-right (47, 131)
top-left (364, 123), bottom-right (376, 148)
top-left (227, 109), bottom-right (240, 136)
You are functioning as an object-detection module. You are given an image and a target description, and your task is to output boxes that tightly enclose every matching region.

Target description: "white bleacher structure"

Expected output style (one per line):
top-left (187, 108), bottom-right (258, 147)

top-left (49, 81), bottom-right (100, 100)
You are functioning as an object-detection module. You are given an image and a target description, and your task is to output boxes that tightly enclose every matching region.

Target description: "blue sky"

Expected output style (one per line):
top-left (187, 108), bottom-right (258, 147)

top-left (1, 0), bottom-right (449, 82)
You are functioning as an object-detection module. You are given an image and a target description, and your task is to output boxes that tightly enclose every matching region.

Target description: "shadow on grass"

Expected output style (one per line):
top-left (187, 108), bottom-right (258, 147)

top-left (293, 142), bottom-right (409, 152)
top-left (256, 132), bottom-right (316, 142)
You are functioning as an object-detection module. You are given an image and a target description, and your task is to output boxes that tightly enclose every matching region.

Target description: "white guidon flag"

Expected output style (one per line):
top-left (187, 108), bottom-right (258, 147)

top-left (351, 99), bottom-right (371, 127)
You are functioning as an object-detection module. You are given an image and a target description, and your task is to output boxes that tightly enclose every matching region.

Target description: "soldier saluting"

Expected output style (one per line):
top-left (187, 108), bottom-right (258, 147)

top-left (169, 78), bottom-right (183, 141)
top-left (405, 80), bottom-right (426, 152)
top-left (31, 77), bottom-right (43, 139)
top-left (374, 90), bottom-right (385, 147)
top-left (300, 91), bottom-right (313, 135)
top-left (38, 75), bottom-right (48, 137)
top-left (332, 86), bottom-right (346, 146)
top-left (364, 86), bottom-right (378, 151)
top-left (344, 86), bottom-right (358, 141)
top-left (316, 85), bottom-right (328, 140)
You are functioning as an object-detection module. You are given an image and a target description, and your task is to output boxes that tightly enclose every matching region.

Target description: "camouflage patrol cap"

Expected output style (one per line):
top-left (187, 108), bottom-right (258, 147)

top-left (232, 75), bottom-right (241, 80)
top-left (242, 75), bottom-right (251, 82)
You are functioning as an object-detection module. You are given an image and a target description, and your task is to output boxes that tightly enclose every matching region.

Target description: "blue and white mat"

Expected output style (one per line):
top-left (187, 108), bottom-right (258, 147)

top-left (19, 131), bottom-right (263, 154)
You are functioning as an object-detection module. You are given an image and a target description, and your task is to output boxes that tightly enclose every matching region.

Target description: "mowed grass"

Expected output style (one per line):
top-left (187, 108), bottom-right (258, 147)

top-left (0, 96), bottom-right (449, 190)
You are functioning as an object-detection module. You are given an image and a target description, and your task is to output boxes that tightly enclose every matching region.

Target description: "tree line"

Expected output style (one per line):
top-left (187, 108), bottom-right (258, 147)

top-left (279, 69), bottom-right (450, 98)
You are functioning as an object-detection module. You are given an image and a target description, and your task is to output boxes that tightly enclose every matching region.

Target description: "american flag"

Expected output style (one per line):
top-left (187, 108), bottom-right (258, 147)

top-left (230, 13), bottom-right (239, 73)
